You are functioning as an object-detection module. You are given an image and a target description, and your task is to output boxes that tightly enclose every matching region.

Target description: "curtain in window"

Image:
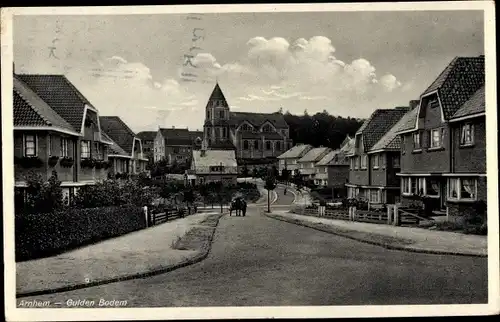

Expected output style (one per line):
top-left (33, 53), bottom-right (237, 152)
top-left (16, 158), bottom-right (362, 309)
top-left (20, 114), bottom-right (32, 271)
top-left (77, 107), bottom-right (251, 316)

top-left (462, 179), bottom-right (475, 198)
top-left (460, 125), bottom-right (467, 145)
top-left (449, 178), bottom-right (459, 198)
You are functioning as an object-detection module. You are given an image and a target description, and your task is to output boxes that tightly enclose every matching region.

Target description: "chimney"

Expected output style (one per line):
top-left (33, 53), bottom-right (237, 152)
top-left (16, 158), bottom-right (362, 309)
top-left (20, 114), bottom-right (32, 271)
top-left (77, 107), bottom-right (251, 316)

top-left (409, 100), bottom-right (419, 110)
top-left (172, 126), bottom-right (175, 129)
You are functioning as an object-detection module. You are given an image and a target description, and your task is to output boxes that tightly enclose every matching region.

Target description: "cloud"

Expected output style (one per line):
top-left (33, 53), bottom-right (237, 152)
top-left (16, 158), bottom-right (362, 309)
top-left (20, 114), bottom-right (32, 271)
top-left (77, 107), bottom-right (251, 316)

top-left (379, 74), bottom-right (402, 92)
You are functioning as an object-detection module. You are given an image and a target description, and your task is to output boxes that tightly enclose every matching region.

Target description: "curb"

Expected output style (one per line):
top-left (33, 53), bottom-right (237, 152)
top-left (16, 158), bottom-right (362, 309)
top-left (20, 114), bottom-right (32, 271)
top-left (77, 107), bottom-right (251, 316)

top-left (264, 213), bottom-right (487, 258)
top-left (16, 213), bottom-right (226, 299)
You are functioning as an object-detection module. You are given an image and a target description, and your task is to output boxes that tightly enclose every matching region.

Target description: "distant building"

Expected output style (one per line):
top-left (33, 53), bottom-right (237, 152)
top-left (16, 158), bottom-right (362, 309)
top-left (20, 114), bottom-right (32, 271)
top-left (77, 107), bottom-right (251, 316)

top-left (314, 136), bottom-right (353, 188)
top-left (297, 147), bottom-right (331, 182)
top-left (136, 131), bottom-right (157, 161)
top-left (191, 146), bottom-right (238, 186)
top-left (277, 144), bottom-right (313, 175)
top-left (99, 116), bottom-right (148, 176)
top-left (153, 127), bottom-right (203, 165)
top-left (202, 83), bottom-right (293, 170)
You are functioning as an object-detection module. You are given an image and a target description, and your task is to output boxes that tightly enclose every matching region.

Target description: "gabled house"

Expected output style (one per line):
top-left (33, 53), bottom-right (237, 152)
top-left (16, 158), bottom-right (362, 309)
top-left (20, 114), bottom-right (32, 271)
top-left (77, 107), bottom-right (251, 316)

top-left (297, 146), bottom-right (331, 182)
top-left (346, 107), bottom-right (409, 205)
top-left (13, 73), bottom-right (114, 207)
top-left (99, 116), bottom-right (148, 177)
top-left (396, 55), bottom-right (485, 220)
top-left (324, 136), bottom-right (354, 197)
top-left (191, 146), bottom-right (238, 186)
top-left (277, 144), bottom-right (313, 175)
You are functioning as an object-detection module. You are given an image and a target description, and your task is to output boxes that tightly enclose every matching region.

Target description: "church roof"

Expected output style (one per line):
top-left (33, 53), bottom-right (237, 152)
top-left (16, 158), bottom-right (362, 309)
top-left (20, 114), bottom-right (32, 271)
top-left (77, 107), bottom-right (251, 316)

top-left (208, 83), bottom-right (227, 102)
top-left (229, 111), bottom-right (288, 128)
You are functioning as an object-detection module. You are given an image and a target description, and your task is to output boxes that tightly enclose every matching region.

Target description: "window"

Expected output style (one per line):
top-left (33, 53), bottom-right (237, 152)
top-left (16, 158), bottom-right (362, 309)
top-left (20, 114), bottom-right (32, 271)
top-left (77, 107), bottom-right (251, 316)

top-left (210, 165), bottom-right (224, 172)
top-left (430, 128), bottom-right (443, 148)
top-left (448, 178), bottom-right (477, 201)
top-left (276, 141), bottom-right (281, 151)
top-left (243, 140), bottom-right (249, 150)
top-left (262, 124), bottom-right (273, 133)
top-left (206, 110), bottom-right (209, 119)
top-left (24, 134), bottom-right (37, 157)
top-left (61, 138), bottom-right (69, 157)
top-left (81, 140), bottom-right (91, 159)
top-left (370, 189), bottom-right (380, 203)
top-left (417, 177), bottom-right (426, 195)
top-left (361, 155), bottom-right (367, 169)
top-left (355, 156), bottom-right (360, 169)
top-left (48, 134), bottom-right (52, 156)
top-left (350, 158), bottom-right (354, 170)
top-left (173, 147), bottom-right (180, 153)
top-left (460, 123), bottom-right (474, 146)
top-left (393, 155), bottom-right (400, 168)
top-left (241, 124), bottom-right (253, 132)
top-left (266, 141), bottom-right (271, 150)
top-left (401, 136), bottom-right (406, 154)
top-left (411, 178), bottom-right (418, 195)
top-left (219, 110), bottom-right (224, 119)
top-left (94, 142), bottom-right (102, 160)
top-left (254, 140), bottom-right (259, 149)
top-left (413, 131), bottom-right (421, 150)
top-left (426, 179), bottom-right (440, 197)
top-left (402, 177), bottom-right (411, 195)
top-left (428, 99), bottom-right (438, 109)
top-left (372, 154), bottom-right (379, 169)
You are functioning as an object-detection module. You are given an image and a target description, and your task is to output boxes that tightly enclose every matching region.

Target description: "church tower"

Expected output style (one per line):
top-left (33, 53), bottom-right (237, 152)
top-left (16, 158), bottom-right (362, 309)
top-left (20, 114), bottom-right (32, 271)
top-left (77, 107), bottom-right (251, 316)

top-left (203, 82), bottom-right (231, 149)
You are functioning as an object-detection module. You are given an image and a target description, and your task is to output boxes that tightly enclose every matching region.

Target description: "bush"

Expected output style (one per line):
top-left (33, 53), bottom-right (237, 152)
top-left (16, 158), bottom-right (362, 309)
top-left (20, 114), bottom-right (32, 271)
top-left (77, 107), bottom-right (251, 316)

top-left (15, 205), bottom-right (146, 261)
top-left (23, 170), bottom-right (63, 214)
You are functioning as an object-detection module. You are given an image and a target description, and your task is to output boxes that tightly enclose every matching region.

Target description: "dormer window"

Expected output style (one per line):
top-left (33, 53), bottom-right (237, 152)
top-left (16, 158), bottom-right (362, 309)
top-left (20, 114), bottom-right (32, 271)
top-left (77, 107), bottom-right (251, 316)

top-left (241, 123), bottom-right (253, 132)
top-left (262, 124), bottom-right (273, 133)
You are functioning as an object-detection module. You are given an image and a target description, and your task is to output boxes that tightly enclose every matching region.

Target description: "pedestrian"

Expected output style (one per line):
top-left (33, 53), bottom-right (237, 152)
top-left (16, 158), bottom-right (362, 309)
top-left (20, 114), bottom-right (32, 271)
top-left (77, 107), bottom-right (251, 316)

top-left (242, 199), bottom-right (247, 216)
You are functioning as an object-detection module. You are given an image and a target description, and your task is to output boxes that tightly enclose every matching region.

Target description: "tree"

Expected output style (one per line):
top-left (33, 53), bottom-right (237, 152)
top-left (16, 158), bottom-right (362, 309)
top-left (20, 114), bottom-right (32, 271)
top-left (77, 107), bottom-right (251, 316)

top-left (264, 175), bottom-right (277, 213)
top-left (24, 170), bottom-right (63, 214)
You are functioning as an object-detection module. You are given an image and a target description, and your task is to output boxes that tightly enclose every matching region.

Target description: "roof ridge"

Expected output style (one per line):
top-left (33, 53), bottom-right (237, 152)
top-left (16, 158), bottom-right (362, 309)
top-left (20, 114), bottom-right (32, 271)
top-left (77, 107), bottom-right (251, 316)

top-left (14, 87), bottom-right (52, 126)
top-left (60, 75), bottom-right (93, 107)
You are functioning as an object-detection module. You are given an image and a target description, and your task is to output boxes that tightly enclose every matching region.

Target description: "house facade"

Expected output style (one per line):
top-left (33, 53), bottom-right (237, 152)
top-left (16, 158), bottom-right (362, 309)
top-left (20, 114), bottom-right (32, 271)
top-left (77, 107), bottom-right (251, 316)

top-left (191, 148), bottom-right (238, 186)
top-left (396, 56), bottom-right (485, 220)
top-left (346, 107), bottom-right (409, 206)
top-left (13, 73), bottom-right (114, 208)
top-left (99, 116), bottom-right (148, 177)
top-left (314, 136), bottom-right (353, 187)
top-left (137, 131), bottom-right (156, 162)
top-left (297, 147), bottom-right (331, 182)
top-left (202, 83), bottom-right (293, 169)
top-left (153, 127), bottom-right (201, 166)
top-left (277, 144), bottom-right (313, 175)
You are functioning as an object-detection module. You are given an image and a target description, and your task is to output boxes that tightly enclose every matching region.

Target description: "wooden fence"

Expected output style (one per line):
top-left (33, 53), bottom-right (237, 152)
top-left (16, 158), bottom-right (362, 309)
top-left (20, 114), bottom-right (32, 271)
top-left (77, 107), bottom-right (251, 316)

top-left (291, 204), bottom-right (425, 226)
top-left (147, 206), bottom-right (197, 226)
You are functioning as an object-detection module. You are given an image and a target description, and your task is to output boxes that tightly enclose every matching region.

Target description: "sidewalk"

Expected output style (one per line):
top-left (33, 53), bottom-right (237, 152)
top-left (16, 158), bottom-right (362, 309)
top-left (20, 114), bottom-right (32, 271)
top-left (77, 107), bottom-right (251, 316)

top-left (16, 211), bottom-right (224, 297)
top-left (265, 210), bottom-right (487, 257)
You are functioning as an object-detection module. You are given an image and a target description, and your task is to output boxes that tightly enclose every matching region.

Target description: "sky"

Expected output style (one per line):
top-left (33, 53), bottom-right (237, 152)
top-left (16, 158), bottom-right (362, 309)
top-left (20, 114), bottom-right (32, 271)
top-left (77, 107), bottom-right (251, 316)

top-left (13, 10), bottom-right (484, 133)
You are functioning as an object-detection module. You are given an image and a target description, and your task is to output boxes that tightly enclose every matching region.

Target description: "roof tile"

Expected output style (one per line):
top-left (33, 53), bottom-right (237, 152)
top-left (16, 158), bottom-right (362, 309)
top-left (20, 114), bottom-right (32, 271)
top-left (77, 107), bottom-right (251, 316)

top-left (99, 116), bottom-right (136, 155)
top-left (451, 85), bottom-right (485, 119)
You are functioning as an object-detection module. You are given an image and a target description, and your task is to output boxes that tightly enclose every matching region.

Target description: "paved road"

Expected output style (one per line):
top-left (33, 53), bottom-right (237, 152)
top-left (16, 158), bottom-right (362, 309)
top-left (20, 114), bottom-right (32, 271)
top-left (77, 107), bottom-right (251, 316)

top-left (18, 185), bottom-right (487, 307)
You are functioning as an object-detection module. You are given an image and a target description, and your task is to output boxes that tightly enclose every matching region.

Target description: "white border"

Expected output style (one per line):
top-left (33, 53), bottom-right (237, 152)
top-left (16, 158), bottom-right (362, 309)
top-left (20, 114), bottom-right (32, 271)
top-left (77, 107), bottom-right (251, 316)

top-left (2, 2), bottom-right (499, 321)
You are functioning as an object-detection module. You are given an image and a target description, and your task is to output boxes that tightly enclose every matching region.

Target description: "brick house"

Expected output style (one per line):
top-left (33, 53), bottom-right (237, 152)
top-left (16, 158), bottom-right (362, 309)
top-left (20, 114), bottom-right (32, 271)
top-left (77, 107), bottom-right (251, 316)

top-left (136, 131), bottom-right (157, 161)
top-left (277, 144), bottom-right (313, 175)
top-left (314, 137), bottom-right (352, 187)
top-left (325, 136), bottom-right (354, 198)
top-left (13, 73), bottom-right (114, 208)
top-left (153, 127), bottom-right (199, 165)
top-left (297, 147), bottom-right (331, 182)
top-left (396, 55), bottom-right (485, 220)
top-left (99, 116), bottom-right (149, 176)
top-left (346, 107), bottom-right (409, 206)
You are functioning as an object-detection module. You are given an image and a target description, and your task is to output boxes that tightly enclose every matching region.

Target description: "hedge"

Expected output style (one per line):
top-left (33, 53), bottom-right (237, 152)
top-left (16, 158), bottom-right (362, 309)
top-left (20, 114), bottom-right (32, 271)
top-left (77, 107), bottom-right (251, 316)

top-left (15, 205), bottom-right (146, 261)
